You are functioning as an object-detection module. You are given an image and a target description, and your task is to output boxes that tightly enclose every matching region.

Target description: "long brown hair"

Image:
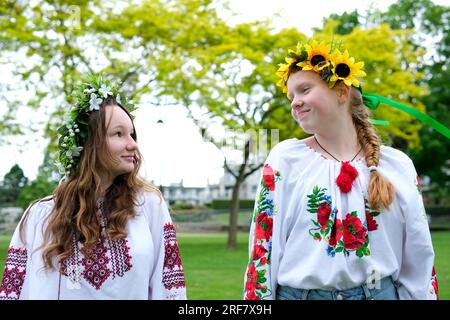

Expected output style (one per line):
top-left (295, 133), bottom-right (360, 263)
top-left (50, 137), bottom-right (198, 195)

top-left (20, 97), bottom-right (159, 269)
top-left (349, 87), bottom-right (395, 210)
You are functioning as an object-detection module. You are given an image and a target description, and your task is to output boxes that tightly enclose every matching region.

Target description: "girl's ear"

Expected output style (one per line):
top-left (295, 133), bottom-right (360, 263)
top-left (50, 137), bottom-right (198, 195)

top-left (336, 82), bottom-right (351, 105)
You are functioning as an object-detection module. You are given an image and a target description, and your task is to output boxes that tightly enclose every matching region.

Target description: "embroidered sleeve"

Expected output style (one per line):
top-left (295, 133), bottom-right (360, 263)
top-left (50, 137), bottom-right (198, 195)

top-left (161, 223), bottom-right (186, 297)
top-left (1, 201), bottom-right (52, 300)
top-left (0, 247), bottom-right (28, 300)
top-left (397, 162), bottom-right (438, 300)
top-left (429, 266), bottom-right (439, 300)
top-left (243, 164), bottom-right (280, 300)
top-left (148, 196), bottom-right (186, 300)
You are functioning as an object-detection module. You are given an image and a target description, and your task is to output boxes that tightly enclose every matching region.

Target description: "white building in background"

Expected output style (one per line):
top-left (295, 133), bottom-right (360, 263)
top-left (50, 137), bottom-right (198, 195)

top-left (161, 169), bottom-right (261, 206)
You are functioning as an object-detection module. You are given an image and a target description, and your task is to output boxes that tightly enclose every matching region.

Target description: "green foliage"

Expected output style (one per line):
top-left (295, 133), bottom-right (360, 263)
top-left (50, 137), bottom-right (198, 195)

top-left (16, 151), bottom-right (59, 209)
top-left (381, 0), bottom-right (450, 200)
top-left (317, 10), bottom-right (360, 35)
top-left (0, 164), bottom-right (28, 206)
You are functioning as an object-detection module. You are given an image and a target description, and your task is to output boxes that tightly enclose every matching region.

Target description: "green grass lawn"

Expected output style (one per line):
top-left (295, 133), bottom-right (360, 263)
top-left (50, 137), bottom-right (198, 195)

top-left (178, 232), bottom-right (248, 299)
top-left (0, 235), bottom-right (9, 274)
top-left (206, 211), bottom-right (253, 226)
top-left (1, 231), bottom-right (449, 299)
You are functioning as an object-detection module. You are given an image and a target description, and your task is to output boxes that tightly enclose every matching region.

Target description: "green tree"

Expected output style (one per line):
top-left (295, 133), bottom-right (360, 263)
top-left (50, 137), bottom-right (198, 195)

top-left (0, 164), bottom-right (28, 206)
top-left (17, 151), bottom-right (60, 209)
top-left (156, 22), bottom-right (307, 248)
top-left (0, 0), bottom-right (100, 148)
top-left (379, 0), bottom-right (450, 202)
top-left (316, 9), bottom-right (360, 35)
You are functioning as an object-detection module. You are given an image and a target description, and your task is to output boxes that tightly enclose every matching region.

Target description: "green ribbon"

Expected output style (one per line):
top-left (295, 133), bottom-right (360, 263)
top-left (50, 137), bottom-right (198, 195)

top-left (363, 93), bottom-right (450, 139)
top-left (369, 119), bottom-right (390, 126)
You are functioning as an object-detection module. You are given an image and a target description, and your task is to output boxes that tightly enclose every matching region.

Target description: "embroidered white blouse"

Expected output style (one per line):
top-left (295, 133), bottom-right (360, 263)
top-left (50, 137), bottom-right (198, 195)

top-left (0, 191), bottom-right (187, 300)
top-left (243, 139), bottom-right (439, 300)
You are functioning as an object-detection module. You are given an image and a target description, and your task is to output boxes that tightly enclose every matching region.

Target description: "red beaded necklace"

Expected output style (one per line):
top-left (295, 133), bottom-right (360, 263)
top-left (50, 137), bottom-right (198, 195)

top-left (314, 135), bottom-right (362, 193)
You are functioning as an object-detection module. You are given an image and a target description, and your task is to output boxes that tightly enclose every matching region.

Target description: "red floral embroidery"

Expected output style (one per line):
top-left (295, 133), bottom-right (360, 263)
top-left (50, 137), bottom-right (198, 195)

top-left (244, 165), bottom-right (280, 300)
top-left (252, 244), bottom-right (268, 260)
top-left (329, 218), bottom-right (343, 247)
top-left (416, 175), bottom-right (422, 190)
top-left (0, 247), bottom-right (27, 300)
top-left (317, 202), bottom-right (332, 229)
top-left (162, 223), bottom-right (186, 290)
top-left (255, 212), bottom-right (273, 242)
top-left (263, 164), bottom-right (277, 191)
top-left (244, 263), bottom-right (263, 300)
top-left (365, 211), bottom-right (379, 231)
top-left (431, 267), bottom-right (439, 299)
top-left (343, 214), bottom-right (367, 250)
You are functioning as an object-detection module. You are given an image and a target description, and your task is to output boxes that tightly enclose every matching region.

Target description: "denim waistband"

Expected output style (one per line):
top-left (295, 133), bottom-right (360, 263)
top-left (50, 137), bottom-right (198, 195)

top-left (276, 276), bottom-right (398, 300)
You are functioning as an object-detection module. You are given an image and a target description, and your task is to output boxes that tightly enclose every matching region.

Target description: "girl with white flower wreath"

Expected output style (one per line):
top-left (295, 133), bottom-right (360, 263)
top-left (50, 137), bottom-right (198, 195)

top-left (243, 39), bottom-right (446, 300)
top-left (0, 73), bottom-right (187, 300)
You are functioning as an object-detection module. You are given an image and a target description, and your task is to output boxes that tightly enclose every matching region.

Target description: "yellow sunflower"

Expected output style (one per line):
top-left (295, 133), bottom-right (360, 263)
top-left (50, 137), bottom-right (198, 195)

top-left (285, 42), bottom-right (303, 64)
top-left (276, 43), bottom-right (306, 93)
top-left (329, 49), bottom-right (366, 87)
top-left (297, 40), bottom-right (331, 72)
top-left (276, 63), bottom-right (290, 92)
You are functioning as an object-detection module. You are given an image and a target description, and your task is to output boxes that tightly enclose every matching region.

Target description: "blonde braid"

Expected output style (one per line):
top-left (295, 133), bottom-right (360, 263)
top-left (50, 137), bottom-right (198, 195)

top-left (350, 89), bottom-right (395, 211)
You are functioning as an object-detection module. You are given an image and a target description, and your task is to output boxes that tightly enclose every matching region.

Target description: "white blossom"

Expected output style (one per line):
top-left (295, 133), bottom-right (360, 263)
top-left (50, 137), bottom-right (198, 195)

top-left (89, 93), bottom-right (102, 111)
top-left (99, 84), bottom-right (113, 98)
top-left (71, 146), bottom-right (83, 157)
top-left (84, 87), bottom-right (96, 94)
top-left (54, 161), bottom-right (66, 174)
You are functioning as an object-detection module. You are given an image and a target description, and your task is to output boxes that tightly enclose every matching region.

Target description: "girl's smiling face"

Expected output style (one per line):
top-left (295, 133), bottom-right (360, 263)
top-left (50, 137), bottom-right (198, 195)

top-left (287, 71), bottom-right (344, 134)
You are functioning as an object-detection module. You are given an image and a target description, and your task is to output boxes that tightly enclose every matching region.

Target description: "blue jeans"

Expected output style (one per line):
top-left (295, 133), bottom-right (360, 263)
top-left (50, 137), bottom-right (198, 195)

top-left (276, 277), bottom-right (399, 300)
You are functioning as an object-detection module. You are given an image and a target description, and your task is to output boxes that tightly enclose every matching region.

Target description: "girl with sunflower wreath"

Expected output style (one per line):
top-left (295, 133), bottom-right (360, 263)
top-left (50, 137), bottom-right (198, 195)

top-left (0, 74), bottom-right (186, 300)
top-left (243, 39), bottom-right (447, 300)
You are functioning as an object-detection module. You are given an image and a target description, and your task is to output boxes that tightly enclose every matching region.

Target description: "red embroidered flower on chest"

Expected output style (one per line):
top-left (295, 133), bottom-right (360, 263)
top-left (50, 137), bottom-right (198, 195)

top-left (317, 202), bottom-right (332, 229)
top-left (329, 218), bottom-right (343, 246)
top-left (342, 213), bottom-right (367, 250)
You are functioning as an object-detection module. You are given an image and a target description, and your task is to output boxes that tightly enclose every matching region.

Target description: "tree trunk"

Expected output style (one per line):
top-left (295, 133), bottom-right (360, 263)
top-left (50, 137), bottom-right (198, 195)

top-left (227, 176), bottom-right (242, 249)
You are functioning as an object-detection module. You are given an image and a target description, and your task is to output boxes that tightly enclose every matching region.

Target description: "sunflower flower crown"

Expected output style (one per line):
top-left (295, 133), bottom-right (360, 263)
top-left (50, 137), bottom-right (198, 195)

top-left (276, 40), bottom-right (366, 93)
top-left (55, 73), bottom-right (136, 177)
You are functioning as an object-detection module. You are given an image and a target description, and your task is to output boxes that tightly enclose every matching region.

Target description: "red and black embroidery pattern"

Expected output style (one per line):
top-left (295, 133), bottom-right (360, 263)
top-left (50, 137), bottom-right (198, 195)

top-left (108, 238), bottom-right (132, 279)
top-left (162, 223), bottom-right (185, 290)
top-left (0, 247), bottom-right (27, 300)
top-left (81, 239), bottom-right (111, 290)
top-left (60, 201), bottom-right (133, 290)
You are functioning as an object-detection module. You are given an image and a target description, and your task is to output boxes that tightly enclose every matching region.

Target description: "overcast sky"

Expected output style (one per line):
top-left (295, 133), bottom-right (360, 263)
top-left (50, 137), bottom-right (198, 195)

top-left (0, 0), bottom-right (447, 187)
